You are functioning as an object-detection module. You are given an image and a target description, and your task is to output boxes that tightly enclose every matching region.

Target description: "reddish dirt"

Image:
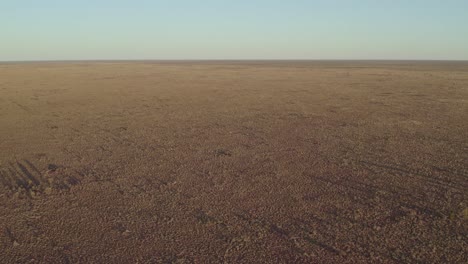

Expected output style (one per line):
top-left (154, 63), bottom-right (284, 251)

top-left (0, 61), bottom-right (467, 263)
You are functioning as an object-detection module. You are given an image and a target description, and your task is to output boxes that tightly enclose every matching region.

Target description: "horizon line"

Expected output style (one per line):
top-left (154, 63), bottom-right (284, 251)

top-left (2, 59), bottom-right (468, 64)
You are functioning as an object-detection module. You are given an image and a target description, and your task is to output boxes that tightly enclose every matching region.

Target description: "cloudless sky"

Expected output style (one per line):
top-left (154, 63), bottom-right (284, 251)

top-left (1, 0), bottom-right (468, 61)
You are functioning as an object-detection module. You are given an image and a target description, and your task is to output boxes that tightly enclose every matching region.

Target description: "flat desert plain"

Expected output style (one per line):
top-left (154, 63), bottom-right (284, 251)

top-left (0, 61), bottom-right (467, 263)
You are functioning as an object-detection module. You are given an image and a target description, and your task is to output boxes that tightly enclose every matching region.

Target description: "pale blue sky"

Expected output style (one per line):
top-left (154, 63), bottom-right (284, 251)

top-left (1, 0), bottom-right (467, 61)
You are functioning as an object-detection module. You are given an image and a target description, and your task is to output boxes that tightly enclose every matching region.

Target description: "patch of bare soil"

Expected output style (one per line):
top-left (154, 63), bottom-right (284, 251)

top-left (0, 61), bottom-right (467, 263)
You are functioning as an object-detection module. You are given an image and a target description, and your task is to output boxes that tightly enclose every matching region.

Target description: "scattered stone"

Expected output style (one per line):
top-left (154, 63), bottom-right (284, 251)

top-left (122, 230), bottom-right (131, 237)
top-left (13, 241), bottom-right (20, 247)
top-left (214, 149), bottom-right (232, 157)
top-left (47, 164), bottom-right (59, 173)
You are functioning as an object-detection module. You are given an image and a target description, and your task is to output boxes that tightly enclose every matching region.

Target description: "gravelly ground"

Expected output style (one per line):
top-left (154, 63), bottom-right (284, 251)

top-left (0, 61), bottom-right (467, 263)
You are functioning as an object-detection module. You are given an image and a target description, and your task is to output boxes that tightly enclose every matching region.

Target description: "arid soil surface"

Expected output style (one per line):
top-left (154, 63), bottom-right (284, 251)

top-left (0, 61), bottom-right (467, 263)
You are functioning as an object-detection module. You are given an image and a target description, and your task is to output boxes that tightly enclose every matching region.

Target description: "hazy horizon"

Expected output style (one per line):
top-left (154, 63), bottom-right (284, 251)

top-left (2, 59), bottom-right (468, 63)
top-left (2, 0), bottom-right (468, 61)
